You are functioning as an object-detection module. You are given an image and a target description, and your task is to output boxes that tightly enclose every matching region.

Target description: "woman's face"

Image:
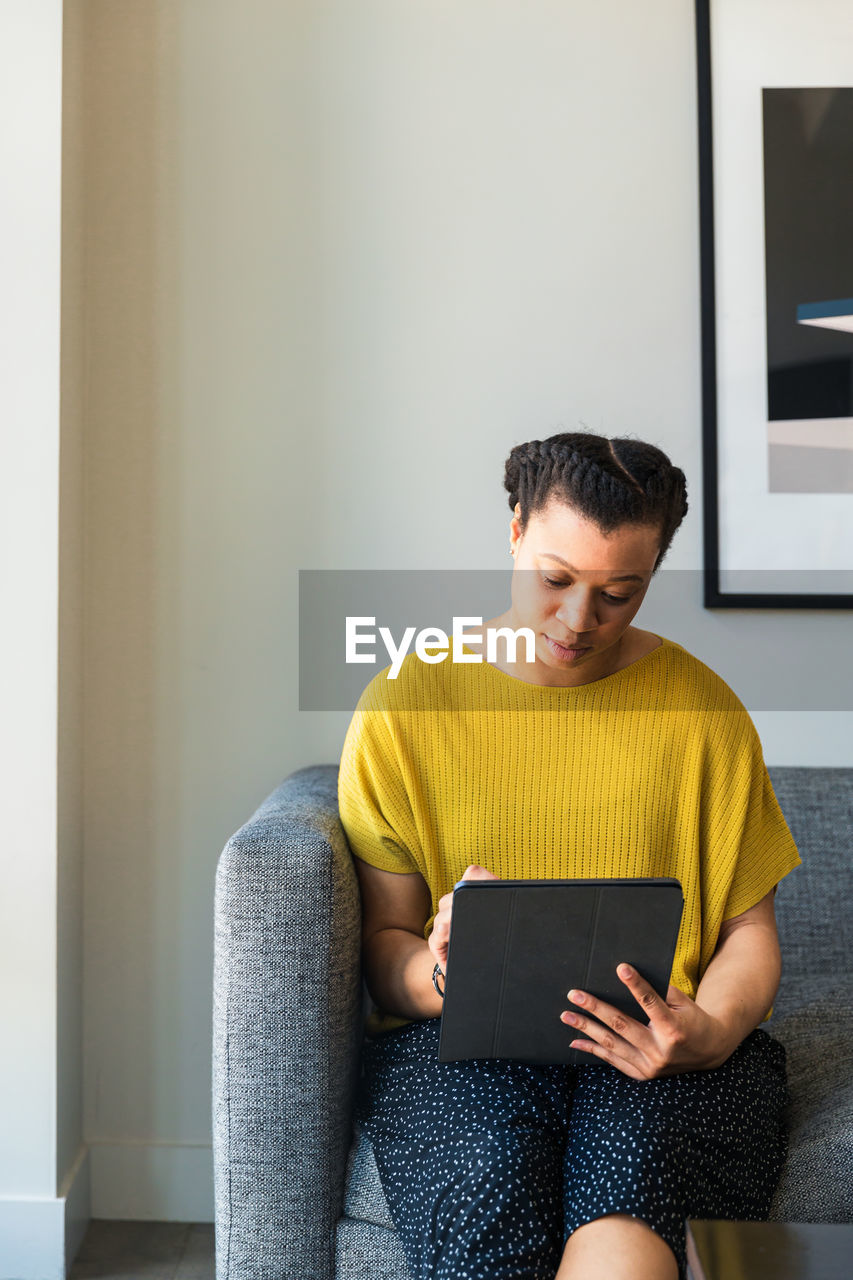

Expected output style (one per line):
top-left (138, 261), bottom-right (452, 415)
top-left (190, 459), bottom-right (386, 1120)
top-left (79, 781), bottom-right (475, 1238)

top-left (507, 499), bottom-right (662, 685)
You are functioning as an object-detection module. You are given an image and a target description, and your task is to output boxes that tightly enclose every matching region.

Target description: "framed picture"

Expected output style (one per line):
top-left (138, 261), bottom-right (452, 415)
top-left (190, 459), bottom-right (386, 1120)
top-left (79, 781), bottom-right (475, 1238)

top-left (696, 0), bottom-right (853, 607)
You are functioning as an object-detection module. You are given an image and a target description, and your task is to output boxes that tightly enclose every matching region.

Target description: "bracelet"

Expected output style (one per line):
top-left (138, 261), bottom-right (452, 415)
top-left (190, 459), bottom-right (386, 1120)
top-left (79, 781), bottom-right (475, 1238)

top-left (432, 962), bottom-right (446, 999)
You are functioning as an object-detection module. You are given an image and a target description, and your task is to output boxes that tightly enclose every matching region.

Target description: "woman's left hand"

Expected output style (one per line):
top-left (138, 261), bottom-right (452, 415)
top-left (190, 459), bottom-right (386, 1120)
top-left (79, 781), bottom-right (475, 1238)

top-left (560, 964), bottom-right (734, 1078)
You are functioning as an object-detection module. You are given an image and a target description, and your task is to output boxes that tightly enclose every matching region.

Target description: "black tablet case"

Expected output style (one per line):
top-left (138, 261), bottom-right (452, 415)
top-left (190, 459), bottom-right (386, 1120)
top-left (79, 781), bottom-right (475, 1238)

top-left (437, 878), bottom-right (684, 1065)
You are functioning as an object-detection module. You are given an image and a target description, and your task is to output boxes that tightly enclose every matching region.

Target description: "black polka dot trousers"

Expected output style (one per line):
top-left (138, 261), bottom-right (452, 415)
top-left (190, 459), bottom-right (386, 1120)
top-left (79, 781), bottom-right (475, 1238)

top-left (354, 1017), bottom-right (789, 1280)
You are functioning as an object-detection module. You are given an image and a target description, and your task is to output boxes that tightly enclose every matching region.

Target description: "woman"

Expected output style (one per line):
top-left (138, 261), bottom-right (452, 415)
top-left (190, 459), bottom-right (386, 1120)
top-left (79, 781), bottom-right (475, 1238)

top-left (337, 432), bottom-right (801, 1280)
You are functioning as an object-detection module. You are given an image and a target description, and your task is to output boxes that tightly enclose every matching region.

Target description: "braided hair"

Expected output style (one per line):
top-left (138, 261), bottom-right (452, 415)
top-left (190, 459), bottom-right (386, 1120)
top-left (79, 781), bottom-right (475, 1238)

top-left (503, 432), bottom-right (688, 571)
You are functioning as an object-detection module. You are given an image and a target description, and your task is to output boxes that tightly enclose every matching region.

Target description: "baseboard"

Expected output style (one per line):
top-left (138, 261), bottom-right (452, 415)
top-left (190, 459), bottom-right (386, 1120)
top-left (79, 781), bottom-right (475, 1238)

top-left (61, 1143), bottom-right (91, 1273)
top-left (0, 1143), bottom-right (90, 1280)
top-left (88, 1140), bottom-right (213, 1221)
top-left (0, 1141), bottom-right (212, 1278)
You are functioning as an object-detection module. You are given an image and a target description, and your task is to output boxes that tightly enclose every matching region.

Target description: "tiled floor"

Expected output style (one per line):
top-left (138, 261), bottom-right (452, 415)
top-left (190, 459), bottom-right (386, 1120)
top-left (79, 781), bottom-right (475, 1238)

top-left (69, 1221), bottom-right (214, 1280)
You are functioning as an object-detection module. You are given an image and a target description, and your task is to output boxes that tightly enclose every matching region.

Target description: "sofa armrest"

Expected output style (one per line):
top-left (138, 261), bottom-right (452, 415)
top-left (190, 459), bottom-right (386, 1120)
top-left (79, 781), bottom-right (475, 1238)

top-left (767, 991), bottom-right (853, 1223)
top-left (213, 765), bottom-right (363, 1280)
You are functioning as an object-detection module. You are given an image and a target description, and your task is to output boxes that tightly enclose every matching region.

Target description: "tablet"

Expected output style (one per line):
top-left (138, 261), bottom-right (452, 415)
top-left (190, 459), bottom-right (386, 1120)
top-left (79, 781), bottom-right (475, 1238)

top-left (437, 877), bottom-right (684, 1065)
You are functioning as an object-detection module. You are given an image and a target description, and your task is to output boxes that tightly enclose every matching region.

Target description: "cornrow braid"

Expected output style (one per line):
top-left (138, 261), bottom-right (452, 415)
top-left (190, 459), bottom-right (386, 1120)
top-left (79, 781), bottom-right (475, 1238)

top-left (503, 431), bottom-right (688, 571)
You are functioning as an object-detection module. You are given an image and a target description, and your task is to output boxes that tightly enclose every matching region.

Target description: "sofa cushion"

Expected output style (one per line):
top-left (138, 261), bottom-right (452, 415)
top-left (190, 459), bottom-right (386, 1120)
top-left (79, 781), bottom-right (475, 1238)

top-left (342, 1123), bottom-right (396, 1231)
top-left (335, 1218), bottom-right (411, 1280)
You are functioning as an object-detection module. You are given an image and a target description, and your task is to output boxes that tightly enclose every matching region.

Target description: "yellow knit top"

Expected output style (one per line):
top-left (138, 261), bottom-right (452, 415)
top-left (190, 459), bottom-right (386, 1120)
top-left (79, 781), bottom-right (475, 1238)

top-left (338, 634), bottom-right (802, 1037)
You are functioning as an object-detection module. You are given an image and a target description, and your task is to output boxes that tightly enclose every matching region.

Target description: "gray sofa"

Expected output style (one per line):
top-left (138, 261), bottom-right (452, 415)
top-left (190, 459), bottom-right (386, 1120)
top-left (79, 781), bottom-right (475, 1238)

top-left (212, 766), bottom-right (853, 1279)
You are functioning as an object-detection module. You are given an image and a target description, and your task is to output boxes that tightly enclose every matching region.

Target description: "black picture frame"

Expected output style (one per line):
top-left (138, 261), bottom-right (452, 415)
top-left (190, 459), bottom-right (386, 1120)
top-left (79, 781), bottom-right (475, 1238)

top-left (695, 0), bottom-right (853, 609)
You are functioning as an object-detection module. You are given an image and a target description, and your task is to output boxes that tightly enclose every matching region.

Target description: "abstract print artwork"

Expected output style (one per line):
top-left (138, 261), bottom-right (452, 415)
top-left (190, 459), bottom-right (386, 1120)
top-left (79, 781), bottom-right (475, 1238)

top-left (763, 88), bottom-right (853, 494)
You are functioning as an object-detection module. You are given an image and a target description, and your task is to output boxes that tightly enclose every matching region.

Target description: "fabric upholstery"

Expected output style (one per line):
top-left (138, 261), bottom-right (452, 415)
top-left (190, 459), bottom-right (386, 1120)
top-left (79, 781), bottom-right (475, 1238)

top-left (212, 763), bottom-right (853, 1278)
top-left (764, 770), bottom-right (853, 1222)
top-left (766, 767), bottom-right (853, 1018)
top-left (335, 1219), bottom-right (410, 1279)
top-left (212, 766), bottom-right (364, 1280)
top-left (341, 1123), bottom-right (395, 1231)
top-left (767, 991), bottom-right (853, 1222)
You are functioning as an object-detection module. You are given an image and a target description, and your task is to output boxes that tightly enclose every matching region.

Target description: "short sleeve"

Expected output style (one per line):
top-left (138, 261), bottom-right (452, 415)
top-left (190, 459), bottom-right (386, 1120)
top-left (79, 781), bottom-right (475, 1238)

top-left (701, 713), bottom-right (802, 1026)
top-left (719, 721), bottom-right (802, 924)
top-left (337, 694), bottom-right (421, 875)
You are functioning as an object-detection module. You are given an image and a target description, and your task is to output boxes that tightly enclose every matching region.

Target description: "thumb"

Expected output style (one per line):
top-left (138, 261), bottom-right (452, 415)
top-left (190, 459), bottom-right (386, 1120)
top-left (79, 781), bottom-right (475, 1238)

top-left (462, 864), bottom-right (499, 880)
top-left (665, 982), bottom-right (694, 1008)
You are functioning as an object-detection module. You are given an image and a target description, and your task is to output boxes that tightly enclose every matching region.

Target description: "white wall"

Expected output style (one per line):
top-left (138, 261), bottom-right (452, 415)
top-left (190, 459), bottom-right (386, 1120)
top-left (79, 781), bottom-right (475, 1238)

top-left (58, 0), bottom-right (89, 1264)
top-left (2, 3), bottom-right (851, 1269)
top-left (0, 3), bottom-right (88, 1277)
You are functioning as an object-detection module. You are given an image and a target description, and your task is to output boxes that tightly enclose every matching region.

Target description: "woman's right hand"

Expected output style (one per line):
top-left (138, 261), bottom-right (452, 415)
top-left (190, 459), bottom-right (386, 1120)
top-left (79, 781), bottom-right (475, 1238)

top-left (428, 864), bottom-right (499, 970)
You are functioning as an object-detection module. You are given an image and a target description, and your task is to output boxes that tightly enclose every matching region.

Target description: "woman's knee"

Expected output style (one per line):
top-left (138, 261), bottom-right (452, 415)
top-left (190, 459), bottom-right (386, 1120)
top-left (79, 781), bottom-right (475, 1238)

top-left (558, 1215), bottom-right (679, 1280)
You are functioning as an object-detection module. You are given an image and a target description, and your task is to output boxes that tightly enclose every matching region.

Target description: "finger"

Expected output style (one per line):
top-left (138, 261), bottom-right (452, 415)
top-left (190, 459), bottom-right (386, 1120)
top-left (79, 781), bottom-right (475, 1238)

top-left (428, 927), bottom-right (449, 965)
top-left (461, 864), bottom-right (499, 880)
top-left (566, 986), bottom-right (648, 1050)
top-left (567, 1038), bottom-right (647, 1081)
top-left (560, 1003), bottom-right (646, 1069)
top-left (430, 911), bottom-right (450, 939)
top-left (615, 964), bottom-right (673, 1027)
